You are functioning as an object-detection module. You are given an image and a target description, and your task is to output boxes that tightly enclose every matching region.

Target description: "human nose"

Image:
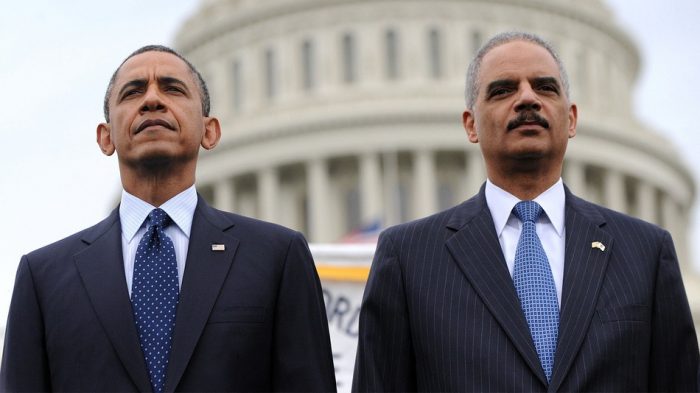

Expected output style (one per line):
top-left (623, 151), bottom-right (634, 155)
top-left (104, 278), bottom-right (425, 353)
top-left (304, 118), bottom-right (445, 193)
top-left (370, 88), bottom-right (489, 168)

top-left (139, 85), bottom-right (166, 113)
top-left (514, 84), bottom-right (541, 112)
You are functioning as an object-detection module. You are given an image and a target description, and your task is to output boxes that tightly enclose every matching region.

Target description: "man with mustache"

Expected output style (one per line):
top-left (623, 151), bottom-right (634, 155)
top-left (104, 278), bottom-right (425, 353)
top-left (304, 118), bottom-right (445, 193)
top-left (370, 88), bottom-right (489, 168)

top-left (1, 45), bottom-right (336, 392)
top-left (353, 32), bottom-right (698, 391)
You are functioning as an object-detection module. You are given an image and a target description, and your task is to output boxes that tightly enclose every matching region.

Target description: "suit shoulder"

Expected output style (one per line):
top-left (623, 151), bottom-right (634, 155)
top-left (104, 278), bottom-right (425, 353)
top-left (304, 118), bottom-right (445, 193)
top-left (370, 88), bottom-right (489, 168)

top-left (210, 207), bottom-right (304, 243)
top-left (23, 216), bottom-right (118, 267)
top-left (381, 204), bottom-right (462, 240)
top-left (26, 218), bottom-right (115, 259)
top-left (576, 198), bottom-right (668, 239)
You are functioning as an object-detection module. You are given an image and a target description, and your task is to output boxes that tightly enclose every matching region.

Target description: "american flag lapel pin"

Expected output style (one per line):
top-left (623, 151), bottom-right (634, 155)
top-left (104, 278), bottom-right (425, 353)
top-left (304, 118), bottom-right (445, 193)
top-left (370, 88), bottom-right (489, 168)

top-left (211, 244), bottom-right (226, 251)
top-left (591, 241), bottom-right (606, 252)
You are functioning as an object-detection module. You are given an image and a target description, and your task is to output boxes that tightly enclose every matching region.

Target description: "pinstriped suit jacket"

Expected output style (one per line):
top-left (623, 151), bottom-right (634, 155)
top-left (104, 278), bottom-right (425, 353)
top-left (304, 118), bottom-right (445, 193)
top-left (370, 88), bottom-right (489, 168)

top-left (353, 185), bottom-right (699, 392)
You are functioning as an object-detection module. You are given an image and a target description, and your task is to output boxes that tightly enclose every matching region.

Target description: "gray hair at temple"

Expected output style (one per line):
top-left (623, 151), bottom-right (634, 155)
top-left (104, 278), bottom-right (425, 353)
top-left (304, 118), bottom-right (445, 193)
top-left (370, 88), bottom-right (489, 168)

top-left (464, 32), bottom-right (570, 109)
top-left (103, 44), bottom-right (211, 122)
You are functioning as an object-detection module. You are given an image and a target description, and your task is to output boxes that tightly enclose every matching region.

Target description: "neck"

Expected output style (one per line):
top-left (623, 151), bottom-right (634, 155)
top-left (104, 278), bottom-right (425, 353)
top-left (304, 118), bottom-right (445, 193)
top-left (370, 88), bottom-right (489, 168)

top-left (119, 162), bottom-right (196, 206)
top-left (487, 163), bottom-right (561, 200)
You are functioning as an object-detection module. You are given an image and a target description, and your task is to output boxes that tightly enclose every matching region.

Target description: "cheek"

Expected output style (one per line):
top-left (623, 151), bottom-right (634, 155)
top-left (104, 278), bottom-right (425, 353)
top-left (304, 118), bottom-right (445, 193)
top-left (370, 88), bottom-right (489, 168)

top-left (113, 123), bottom-right (133, 147)
top-left (176, 107), bottom-right (205, 130)
top-left (109, 110), bottom-right (135, 139)
top-left (475, 116), bottom-right (498, 138)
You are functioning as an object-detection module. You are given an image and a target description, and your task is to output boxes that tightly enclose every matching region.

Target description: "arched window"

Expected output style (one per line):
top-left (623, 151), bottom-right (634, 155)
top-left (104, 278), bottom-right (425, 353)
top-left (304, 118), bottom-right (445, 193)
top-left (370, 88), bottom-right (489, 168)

top-left (576, 48), bottom-right (588, 102)
top-left (232, 59), bottom-right (242, 111)
top-left (342, 33), bottom-right (356, 83)
top-left (385, 29), bottom-right (399, 79)
top-left (428, 28), bottom-right (442, 79)
top-left (264, 48), bottom-right (276, 99)
top-left (470, 29), bottom-right (482, 55)
top-left (301, 39), bottom-right (315, 90)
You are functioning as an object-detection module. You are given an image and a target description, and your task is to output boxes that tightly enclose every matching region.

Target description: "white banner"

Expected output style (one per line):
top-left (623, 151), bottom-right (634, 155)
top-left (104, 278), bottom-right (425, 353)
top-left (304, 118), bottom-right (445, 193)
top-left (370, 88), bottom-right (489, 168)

top-left (312, 244), bottom-right (374, 393)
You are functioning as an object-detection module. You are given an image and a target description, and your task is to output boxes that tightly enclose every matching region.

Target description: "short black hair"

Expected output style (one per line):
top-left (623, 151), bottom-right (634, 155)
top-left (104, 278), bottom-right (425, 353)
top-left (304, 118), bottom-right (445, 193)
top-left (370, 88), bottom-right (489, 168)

top-left (103, 45), bottom-right (210, 122)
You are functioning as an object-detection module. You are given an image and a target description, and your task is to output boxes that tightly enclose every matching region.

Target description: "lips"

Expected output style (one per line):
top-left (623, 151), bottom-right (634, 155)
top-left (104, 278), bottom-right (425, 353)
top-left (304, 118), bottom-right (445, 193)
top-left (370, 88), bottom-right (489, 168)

top-left (135, 119), bottom-right (175, 134)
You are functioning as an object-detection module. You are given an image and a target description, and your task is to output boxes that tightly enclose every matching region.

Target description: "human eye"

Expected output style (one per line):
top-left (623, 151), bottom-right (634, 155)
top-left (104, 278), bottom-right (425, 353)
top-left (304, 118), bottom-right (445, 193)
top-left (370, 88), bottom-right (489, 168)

top-left (165, 85), bottom-right (185, 93)
top-left (487, 86), bottom-right (512, 99)
top-left (535, 80), bottom-right (560, 94)
top-left (121, 88), bottom-right (142, 100)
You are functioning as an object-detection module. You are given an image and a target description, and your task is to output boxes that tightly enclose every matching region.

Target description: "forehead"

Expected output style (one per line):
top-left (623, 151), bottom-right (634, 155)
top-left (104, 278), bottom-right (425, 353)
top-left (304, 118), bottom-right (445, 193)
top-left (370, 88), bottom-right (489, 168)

top-left (479, 40), bottom-right (561, 84)
top-left (114, 51), bottom-right (196, 87)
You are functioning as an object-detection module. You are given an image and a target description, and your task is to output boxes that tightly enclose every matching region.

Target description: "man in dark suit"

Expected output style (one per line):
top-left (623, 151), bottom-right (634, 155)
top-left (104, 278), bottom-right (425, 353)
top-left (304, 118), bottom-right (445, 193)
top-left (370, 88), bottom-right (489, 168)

top-left (1, 45), bottom-right (336, 392)
top-left (353, 31), bottom-right (699, 392)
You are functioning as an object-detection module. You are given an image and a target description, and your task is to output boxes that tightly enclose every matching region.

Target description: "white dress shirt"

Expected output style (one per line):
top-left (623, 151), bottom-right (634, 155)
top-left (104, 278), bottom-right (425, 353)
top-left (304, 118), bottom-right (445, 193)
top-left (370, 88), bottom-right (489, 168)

top-left (484, 178), bottom-right (566, 305)
top-left (119, 185), bottom-right (197, 296)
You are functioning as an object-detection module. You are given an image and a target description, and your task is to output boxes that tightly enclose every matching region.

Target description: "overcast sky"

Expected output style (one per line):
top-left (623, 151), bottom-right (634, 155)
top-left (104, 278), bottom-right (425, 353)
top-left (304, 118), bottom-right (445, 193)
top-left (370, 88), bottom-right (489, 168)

top-left (0, 0), bottom-right (698, 323)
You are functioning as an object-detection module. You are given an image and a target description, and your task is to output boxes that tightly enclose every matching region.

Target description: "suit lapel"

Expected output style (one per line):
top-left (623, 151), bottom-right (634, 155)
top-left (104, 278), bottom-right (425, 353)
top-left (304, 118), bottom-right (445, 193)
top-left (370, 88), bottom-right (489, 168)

top-left (549, 192), bottom-right (613, 392)
top-left (165, 198), bottom-right (240, 392)
top-left (445, 190), bottom-right (548, 386)
top-left (73, 209), bottom-right (152, 392)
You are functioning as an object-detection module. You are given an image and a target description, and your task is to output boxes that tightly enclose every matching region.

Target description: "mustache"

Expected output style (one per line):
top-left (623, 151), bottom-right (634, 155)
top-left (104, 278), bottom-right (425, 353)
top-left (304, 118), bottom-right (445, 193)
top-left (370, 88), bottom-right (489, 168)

top-left (507, 111), bottom-right (550, 131)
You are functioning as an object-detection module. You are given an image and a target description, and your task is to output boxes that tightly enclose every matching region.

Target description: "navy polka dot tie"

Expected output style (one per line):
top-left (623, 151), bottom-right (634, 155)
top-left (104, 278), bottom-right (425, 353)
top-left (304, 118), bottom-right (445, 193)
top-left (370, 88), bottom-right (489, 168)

top-left (132, 208), bottom-right (179, 393)
top-left (512, 201), bottom-right (559, 382)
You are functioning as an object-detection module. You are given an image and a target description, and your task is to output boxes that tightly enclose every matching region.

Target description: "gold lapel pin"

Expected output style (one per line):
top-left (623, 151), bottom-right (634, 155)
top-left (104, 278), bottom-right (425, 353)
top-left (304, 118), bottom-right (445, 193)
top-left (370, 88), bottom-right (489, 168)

top-left (211, 244), bottom-right (226, 251)
top-left (591, 241), bottom-right (606, 252)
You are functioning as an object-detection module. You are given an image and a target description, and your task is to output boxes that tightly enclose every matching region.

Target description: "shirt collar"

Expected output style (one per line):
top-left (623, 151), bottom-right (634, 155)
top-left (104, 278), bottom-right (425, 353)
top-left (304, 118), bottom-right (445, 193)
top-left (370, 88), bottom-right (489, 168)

top-left (119, 184), bottom-right (198, 242)
top-left (485, 178), bottom-right (565, 237)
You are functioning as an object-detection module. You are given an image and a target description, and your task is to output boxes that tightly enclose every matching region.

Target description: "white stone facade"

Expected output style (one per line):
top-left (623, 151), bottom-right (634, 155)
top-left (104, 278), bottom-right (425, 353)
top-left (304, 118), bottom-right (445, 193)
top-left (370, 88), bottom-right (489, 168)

top-left (175, 0), bottom-right (699, 329)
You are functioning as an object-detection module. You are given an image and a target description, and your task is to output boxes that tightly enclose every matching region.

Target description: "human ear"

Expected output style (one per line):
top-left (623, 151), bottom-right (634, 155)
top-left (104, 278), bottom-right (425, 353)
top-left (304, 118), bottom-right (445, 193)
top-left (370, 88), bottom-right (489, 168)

top-left (201, 117), bottom-right (222, 150)
top-left (568, 103), bottom-right (578, 138)
top-left (463, 110), bottom-right (479, 143)
top-left (96, 123), bottom-right (115, 156)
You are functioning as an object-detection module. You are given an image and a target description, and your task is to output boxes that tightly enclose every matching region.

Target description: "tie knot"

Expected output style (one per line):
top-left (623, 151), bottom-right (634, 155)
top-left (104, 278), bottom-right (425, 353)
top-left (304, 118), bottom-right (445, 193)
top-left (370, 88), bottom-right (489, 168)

top-left (147, 208), bottom-right (171, 229)
top-left (513, 200), bottom-right (543, 223)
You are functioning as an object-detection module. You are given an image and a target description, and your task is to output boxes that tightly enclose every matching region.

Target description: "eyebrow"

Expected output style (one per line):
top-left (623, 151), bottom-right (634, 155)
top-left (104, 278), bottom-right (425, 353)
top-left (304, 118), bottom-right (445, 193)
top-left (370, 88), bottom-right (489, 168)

top-left (485, 76), bottom-right (561, 95)
top-left (531, 76), bottom-right (560, 89)
top-left (116, 76), bottom-right (191, 99)
top-left (158, 76), bottom-right (189, 91)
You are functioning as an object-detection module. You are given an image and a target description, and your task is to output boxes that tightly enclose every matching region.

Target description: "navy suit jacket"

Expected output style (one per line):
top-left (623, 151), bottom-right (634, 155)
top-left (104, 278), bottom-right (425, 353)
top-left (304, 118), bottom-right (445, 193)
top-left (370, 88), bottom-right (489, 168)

top-left (353, 186), bottom-right (699, 392)
top-left (1, 197), bottom-right (336, 392)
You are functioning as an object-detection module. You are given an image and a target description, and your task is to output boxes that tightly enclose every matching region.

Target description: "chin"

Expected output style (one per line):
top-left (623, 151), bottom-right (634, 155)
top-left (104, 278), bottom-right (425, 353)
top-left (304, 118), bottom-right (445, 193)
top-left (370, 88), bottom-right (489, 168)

top-left (140, 154), bottom-right (175, 169)
top-left (507, 144), bottom-right (545, 158)
top-left (512, 151), bottom-right (546, 160)
top-left (121, 150), bottom-right (177, 172)
top-left (121, 144), bottom-right (198, 170)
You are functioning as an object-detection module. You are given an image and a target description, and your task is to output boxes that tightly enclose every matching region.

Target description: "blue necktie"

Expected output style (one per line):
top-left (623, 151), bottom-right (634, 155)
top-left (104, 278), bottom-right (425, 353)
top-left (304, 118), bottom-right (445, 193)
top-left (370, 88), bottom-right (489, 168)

top-left (512, 201), bottom-right (559, 382)
top-left (132, 208), bottom-right (179, 393)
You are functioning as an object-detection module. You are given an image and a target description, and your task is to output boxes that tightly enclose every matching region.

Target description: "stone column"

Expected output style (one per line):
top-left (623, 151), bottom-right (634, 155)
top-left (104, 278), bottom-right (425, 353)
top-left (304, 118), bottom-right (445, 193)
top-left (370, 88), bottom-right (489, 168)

top-left (677, 206), bottom-right (691, 276)
top-left (603, 169), bottom-right (627, 213)
top-left (258, 167), bottom-right (278, 223)
top-left (383, 151), bottom-right (400, 227)
top-left (308, 158), bottom-right (331, 242)
top-left (662, 194), bottom-right (688, 272)
top-left (563, 159), bottom-right (586, 198)
top-left (466, 149), bottom-right (485, 196)
top-left (413, 150), bottom-right (437, 219)
top-left (213, 178), bottom-right (235, 213)
top-left (636, 181), bottom-right (657, 224)
top-left (359, 152), bottom-right (382, 226)
top-left (209, 60), bottom-right (232, 115)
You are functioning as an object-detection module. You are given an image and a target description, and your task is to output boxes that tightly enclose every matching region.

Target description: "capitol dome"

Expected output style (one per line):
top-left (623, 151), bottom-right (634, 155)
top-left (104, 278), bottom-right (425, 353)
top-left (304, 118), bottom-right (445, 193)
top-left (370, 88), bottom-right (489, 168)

top-left (175, 0), bottom-right (698, 326)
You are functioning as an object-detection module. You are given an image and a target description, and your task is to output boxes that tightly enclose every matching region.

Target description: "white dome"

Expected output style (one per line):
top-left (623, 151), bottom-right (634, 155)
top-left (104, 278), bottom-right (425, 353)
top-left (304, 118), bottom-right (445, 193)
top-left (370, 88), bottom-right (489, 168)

top-left (175, 0), bottom-right (698, 327)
